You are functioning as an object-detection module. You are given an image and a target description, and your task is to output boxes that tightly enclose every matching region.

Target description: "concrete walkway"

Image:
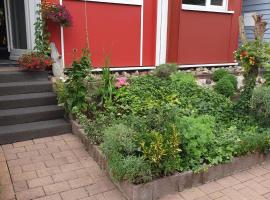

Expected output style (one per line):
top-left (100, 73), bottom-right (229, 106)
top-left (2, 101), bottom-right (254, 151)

top-left (0, 133), bottom-right (269, 200)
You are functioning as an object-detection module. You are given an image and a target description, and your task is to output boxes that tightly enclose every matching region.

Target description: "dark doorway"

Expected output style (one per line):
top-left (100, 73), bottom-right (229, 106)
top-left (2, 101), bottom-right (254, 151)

top-left (0, 0), bottom-right (9, 59)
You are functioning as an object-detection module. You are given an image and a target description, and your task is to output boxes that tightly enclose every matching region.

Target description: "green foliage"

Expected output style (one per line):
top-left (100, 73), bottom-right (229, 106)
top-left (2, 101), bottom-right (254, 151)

top-left (251, 86), bottom-right (270, 125)
top-left (108, 154), bottom-right (152, 184)
top-left (214, 77), bottom-right (235, 97)
top-left (212, 69), bottom-right (229, 82)
top-left (34, 4), bottom-right (50, 55)
top-left (98, 59), bottom-right (115, 107)
top-left (62, 49), bottom-right (92, 114)
top-left (101, 124), bottom-right (152, 183)
top-left (102, 124), bottom-right (137, 156)
top-left (154, 63), bottom-right (178, 78)
top-left (235, 40), bottom-right (270, 75)
top-left (176, 115), bottom-right (215, 170)
top-left (233, 77), bottom-right (256, 114)
top-left (170, 71), bottom-right (197, 86)
top-left (76, 112), bottom-right (113, 144)
top-left (223, 74), bottom-right (238, 89)
top-left (139, 126), bottom-right (181, 175)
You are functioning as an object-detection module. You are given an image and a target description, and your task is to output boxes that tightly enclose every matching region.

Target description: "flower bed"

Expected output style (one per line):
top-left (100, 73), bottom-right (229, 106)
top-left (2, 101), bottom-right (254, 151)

top-left (71, 120), bottom-right (270, 200)
top-left (54, 51), bottom-right (270, 200)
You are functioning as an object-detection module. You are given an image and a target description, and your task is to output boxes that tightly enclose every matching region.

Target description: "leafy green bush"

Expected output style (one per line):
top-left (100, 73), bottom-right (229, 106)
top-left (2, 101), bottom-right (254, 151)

top-left (108, 154), bottom-right (152, 184)
top-left (102, 124), bottom-right (137, 156)
top-left (223, 74), bottom-right (238, 89)
top-left (101, 124), bottom-right (152, 183)
top-left (176, 115), bottom-right (215, 170)
top-left (62, 50), bottom-right (92, 114)
top-left (214, 78), bottom-right (235, 97)
top-left (212, 69), bottom-right (229, 82)
top-left (76, 112), bottom-right (114, 144)
top-left (170, 71), bottom-right (197, 87)
top-left (139, 126), bottom-right (181, 176)
top-left (154, 63), bottom-right (178, 78)
top-left (251, 86), bottom-right (270, 125)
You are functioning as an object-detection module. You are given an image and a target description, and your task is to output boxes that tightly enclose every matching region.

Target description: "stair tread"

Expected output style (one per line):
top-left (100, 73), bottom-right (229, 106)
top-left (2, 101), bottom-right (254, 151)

top-left (0, 80), bottom-right (51, 87)
top-left (0, 119), bottom-right (70, 134)
top-left (0, 105), bottom-right (63, 116)
top-left (0, 92), bottom-right (56, 101)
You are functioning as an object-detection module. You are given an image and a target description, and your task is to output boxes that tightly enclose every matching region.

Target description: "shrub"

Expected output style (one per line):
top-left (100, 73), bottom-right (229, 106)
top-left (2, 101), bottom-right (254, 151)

top-left (139, 126), bottom-right (181, 176)
top-left (62, 50), bottom-right (92, 114)
top-left (214, 78), bottom-right (235, 97)
top-left (108, 154), bottom-right (152, 184)
top-left (176, 115), bottom-right (215, 170)
top-left (101, 124), bottom-right (152, 183)
top-left (212, 69), bottom-right (229, 82)
top-left (251, 86), bottom-right (270, 125)
top-left (154, 63), bottom-right (178, 78)
top-left (223, 74), bottom-right (238, 89)
top-left (170, 71), bottom-right (197, 87)
top-left (77, 112), bottom-right (113, 144)
top-left (102, 124), bottom-right (137, 156)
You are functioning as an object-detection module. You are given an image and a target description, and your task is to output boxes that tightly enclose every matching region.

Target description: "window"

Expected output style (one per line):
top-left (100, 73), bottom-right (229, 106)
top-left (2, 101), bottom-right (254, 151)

top-left (182, 0), bottom-right (230, 13)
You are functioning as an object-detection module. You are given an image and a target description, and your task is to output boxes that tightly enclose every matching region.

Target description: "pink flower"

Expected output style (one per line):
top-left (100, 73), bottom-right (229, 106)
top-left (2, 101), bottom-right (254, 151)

top-left (115, 77), bottom-right (128, 88)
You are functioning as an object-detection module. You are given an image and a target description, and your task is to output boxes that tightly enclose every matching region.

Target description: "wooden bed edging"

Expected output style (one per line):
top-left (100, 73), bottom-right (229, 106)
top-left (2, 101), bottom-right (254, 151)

top-left (71, 120), bottom-right (270, 200)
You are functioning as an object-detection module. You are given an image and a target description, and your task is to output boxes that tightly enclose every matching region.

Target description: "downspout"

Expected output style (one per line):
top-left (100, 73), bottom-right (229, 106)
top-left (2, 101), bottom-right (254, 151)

top-left (59, 0), bottom-right (65, 67)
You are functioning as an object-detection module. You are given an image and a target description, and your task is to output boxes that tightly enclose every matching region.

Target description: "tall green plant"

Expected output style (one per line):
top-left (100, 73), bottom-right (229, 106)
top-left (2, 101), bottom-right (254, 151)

top-left (34, 4), bottom-right (50, 55)
top-left (62, 49), bottom-right (92, 114)
top-left (99, 58), bottom-right (115, 107)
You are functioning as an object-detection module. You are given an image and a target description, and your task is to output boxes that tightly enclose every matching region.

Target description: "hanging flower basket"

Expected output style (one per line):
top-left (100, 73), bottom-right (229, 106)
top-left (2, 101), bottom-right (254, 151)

top-left (43, 3), bottom-right (72, 27)
top-left (18, 52), bottom-right (53, 71)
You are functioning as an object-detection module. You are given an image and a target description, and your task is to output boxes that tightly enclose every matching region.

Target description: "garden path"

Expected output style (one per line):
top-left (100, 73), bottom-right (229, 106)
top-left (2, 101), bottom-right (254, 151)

top-left (0, 133), bottom-right (269, 200)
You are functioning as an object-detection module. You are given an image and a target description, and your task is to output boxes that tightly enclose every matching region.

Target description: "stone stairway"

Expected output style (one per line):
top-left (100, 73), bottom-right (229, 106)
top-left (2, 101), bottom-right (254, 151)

top-left (0, 70), bottom-right (71, 145)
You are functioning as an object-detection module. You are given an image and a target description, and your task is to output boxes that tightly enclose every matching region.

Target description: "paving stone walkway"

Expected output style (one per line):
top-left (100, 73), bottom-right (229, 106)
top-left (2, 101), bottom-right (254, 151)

top-left (0, 133), bottom-right (269, 200)
top-left (0, 134), bottom-right (125, 200)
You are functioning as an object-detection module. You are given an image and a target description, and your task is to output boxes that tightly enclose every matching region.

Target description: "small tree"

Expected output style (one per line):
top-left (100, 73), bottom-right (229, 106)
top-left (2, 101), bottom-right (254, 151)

top-left (234, 15), bottom-right (270, 113)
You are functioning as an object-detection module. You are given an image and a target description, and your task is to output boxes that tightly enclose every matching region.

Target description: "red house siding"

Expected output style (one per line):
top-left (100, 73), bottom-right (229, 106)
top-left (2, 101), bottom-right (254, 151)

top-left (47, 0), bottom-right (157, 68)
top-left (167, 0), bottom-right (242, 65)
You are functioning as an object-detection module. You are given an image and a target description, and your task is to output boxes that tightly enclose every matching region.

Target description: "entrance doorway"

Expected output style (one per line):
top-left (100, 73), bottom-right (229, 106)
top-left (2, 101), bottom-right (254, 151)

top-left (0, 0), bottom-right (9, 59)
top-left (1, 0), bottom-right (37, 61)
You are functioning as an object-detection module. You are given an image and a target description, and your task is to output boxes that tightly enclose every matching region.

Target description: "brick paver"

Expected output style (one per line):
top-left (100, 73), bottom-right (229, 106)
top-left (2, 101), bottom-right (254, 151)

top-left (1, 133), bottom-right (270, 200)
top-left (0, 134), bottom-right (124, 200)
top-left (161, 160), bottom-right (270, 200)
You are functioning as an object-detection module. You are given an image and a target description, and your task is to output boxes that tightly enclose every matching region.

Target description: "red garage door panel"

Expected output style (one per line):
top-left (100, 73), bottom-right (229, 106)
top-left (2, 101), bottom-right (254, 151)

top-left (63, 1), bottom-right (141, 67)
top-left (178, 11), bottom-right (231, 64)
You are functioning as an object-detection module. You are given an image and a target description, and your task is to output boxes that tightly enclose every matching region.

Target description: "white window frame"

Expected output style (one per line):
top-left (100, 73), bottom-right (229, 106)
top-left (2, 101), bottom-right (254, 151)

top-left (182, 0), bottom-right (234, 14)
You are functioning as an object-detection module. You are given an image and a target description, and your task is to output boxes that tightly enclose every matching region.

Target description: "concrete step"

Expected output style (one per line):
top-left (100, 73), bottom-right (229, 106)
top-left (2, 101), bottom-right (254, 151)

top-left (0, 92), bottom-right (57, 110)
top-left (0, 71), bottom-right (48, 83)
top-left (0, 81), bottom-right (52, 96)
top-left (0, 119), bottom-right (71, 145)
top-left (0, 105), bottom-right (65, 126)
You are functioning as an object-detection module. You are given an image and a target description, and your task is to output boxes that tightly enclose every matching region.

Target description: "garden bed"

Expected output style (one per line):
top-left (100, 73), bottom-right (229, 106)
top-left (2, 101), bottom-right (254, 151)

top-left (71, 120), bottom-right (270, 200)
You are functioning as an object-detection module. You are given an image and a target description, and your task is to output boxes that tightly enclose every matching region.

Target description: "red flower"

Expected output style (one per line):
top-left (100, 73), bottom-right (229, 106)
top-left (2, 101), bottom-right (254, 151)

top-left (241, 51), bottom-right (248, 57)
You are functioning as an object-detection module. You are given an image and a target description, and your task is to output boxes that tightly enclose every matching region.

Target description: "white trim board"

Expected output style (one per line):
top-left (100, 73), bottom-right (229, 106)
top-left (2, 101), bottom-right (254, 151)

top-left (92, 66), bottom-right (156, 72)
top-left (155, 0), bottom-right (169, 66)
top-left (179, 63), bottom-right (238, 69)
top-left (82, 0), bottom-right (143, 5)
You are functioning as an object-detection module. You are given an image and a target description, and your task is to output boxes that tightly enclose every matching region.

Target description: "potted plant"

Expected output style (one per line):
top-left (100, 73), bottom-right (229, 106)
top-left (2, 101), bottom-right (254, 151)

top-left (18, 52), bottom-right (53, 71)
top-left (42, 2), bottom-right (72, 27)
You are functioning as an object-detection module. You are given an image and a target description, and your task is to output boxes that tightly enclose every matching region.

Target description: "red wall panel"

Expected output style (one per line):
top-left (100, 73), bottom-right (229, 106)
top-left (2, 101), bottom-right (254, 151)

top-left (142, 0), bottom-right (157, 66)
top-left (47, 0), bottom-right (158, 68)
top-left (167, 0), bottom-right (242, 65)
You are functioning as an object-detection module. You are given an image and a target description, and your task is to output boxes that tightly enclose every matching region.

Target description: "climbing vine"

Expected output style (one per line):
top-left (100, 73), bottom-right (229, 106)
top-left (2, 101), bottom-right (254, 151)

top-left (33, 3), bottom-right (51, 56)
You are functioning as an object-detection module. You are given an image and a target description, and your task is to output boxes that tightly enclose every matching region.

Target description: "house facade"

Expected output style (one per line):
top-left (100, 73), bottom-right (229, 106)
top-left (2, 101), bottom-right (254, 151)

top-left (243, 0), bottom-right (270, 41)
top-left (0, 0), bottom-right (242, 69)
